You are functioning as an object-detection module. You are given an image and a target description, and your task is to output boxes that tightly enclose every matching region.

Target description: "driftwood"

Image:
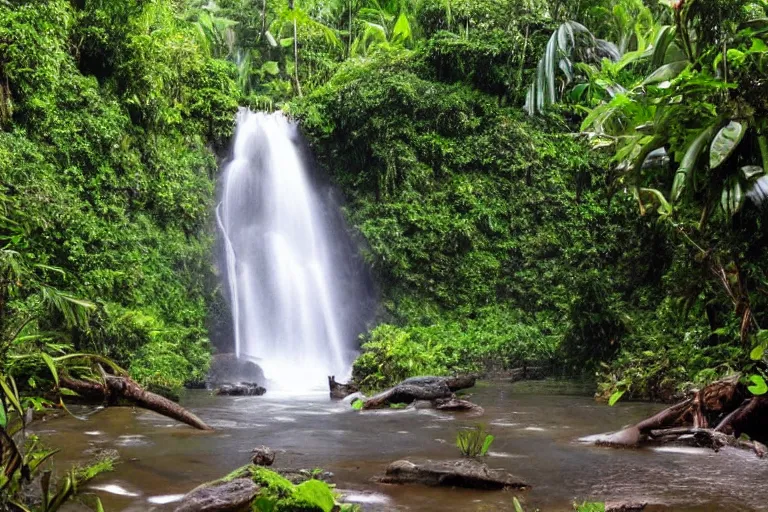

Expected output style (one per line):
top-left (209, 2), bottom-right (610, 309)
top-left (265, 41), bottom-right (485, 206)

top-left (60, 374), bottom-right (213, 431)
top-left (362, 375), bottom-right (477, 410)
top-left (592, 376), bottom-right (768, 456)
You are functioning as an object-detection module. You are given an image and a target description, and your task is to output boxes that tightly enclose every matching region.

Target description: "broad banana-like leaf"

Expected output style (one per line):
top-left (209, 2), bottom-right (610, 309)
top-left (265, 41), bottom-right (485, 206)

top-left (643, 60), bottom-right (687, 85)
top-left (672, 124), bottom-right (718, 201)
top-left (544, 32), bottom-right (558, 105)
top-left (650, 25), bottom-right (677, 69)
top-left (721, 175), bottom-right (744, 215)
top-left (710, 121), bottom-right (746, 169)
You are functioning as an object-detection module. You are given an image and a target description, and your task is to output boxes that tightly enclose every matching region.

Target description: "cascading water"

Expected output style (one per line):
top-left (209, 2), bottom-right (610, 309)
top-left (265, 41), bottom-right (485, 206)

top-left (216, 109), bottom-right (372, 392)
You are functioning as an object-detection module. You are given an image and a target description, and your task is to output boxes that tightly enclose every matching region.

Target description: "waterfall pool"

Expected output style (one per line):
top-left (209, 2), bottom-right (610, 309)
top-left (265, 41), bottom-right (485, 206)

top-left (38, 380), bottom-right (768, 511)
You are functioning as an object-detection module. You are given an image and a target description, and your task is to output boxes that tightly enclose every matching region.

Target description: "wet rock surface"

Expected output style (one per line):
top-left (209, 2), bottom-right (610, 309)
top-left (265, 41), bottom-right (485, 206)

top-left (433, 398), bottom-right (484, 414)
top-left (215, 383), bottom-right (266, 396)
top-left (376, 459), bottom-right (528, 490)
top-left (207, 354), bottom-right (265, 388)
top-left (173, 478), bottom-right (258, 512)
top-left (251, 445), bottom-right (275, 466)
top-left (328, 375), bottom-right (359, 400)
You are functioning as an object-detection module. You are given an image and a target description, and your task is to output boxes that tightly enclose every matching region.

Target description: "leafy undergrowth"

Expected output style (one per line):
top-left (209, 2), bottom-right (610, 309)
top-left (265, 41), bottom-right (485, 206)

top-left (214, 465), bottom-right (358, 512)
top-left (351, 307), bottom-right (558, 391)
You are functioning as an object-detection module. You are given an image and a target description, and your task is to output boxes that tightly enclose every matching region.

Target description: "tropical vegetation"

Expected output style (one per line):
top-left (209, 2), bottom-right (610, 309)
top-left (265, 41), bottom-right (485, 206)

top-left (1, 0), bottom-right (767, 507)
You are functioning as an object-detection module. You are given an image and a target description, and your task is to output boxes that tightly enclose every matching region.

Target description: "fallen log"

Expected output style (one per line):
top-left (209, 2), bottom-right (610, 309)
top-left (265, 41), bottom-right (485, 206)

top-left (591, 376), bottom-right (768, 456)
top-left (363, 382), bottom-right (452, 410)
top-left (714, 396), bottom-right (768, 443)
top-left (60, 374), bottom-right (213, 431)
top-left (362, 375), bottom-right (477, 410)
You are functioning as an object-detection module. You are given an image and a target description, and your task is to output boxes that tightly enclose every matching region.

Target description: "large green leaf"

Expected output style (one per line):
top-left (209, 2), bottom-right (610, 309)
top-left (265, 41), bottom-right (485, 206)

top-left (710, 121), bottom-right (746, 169)
top-left (41, 353), bottom-right (59, 388)
top-left (643, 60), bottom-right (687, 85)
top-left (608, 389), bottom-right (625, 406)
top-left (650, 25), bottom-right (677, 69)
top-left (672, 124), bottom-right (718, 201)
top-left (391, 12), bottom-right (412, 45)
top-left (0, 401), bottom-right (6, 428)
top-left (748, 375), bottom-right (768, 395)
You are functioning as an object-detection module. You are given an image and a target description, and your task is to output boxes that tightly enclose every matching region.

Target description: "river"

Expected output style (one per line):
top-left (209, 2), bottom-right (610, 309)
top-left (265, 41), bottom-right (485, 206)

top-left (41, 380), bottom-right (767, 511)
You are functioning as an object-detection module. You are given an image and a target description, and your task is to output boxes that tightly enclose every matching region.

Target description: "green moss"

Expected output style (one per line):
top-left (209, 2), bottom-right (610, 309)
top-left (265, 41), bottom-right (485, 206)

top-left (248, 466), bottom-right (337, 512)
top-left (281, 480), bottom-right (335, 512)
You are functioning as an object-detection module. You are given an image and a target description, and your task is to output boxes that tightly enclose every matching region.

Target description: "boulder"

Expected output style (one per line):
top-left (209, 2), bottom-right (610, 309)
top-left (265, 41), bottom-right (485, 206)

top-left (376, 459), bottom-right (528, 490)
top-left (251, 446), bottom-right (275, 466)
top-left (434, 398), bottom-right (484, 415)
top-left (215, 383), bottom-right (266, 396)
top-left (207, 354), bottom-right (265, 387)
top-left (173, 478), bottom-right (259, 512)
top-left (328, 376), bottom-right (359, 400)
top-left (276, 468), bottom-right (334, 485)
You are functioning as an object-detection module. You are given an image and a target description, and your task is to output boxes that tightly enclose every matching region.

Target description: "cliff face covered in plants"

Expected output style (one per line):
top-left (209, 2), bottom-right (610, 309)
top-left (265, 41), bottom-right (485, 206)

top-left (2, 0), bottom-right (767, 403)
top-left (0, 0), bottom-right (238, 392)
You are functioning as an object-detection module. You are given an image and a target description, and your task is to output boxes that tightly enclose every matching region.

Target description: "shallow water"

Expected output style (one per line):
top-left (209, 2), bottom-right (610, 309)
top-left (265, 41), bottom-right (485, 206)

top-left (41, 381), bottom-right (768, 511)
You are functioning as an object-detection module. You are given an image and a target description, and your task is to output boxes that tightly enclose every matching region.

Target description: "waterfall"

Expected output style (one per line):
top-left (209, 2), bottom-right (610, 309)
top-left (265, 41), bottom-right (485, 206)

top-left (217, 110), bottom-right (372, 392)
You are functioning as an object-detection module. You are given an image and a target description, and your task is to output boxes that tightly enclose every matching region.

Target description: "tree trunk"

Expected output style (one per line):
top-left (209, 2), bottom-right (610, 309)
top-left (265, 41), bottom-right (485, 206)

top-left (289, 0), bottom-right (302, 97)
top-left (60, 374), bottom-right (213, 431)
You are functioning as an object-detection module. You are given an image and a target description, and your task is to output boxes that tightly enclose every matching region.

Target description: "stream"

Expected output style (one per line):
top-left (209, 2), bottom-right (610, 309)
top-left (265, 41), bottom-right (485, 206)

top-left (42, 380), bottom-right (767, 511)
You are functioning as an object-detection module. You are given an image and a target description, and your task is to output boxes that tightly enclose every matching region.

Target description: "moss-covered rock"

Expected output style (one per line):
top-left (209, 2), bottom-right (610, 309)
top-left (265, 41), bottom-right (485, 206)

top-left (174, 465), bottom-right (347, 512)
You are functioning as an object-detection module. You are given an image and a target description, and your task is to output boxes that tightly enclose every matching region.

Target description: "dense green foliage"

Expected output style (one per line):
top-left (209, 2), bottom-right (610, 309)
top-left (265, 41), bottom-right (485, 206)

top-left (0, 0), bottom-right (239, 393)
top-left (2, 0), bottom-right (767, 414)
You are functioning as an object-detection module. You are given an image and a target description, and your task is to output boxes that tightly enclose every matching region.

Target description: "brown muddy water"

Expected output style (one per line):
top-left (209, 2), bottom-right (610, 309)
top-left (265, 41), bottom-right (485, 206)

top-left (38, 380), bottom-right (768, 511)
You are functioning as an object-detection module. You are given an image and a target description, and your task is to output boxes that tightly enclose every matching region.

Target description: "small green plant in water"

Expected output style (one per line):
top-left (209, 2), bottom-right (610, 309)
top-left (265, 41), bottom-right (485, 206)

top-left (574, 502), bottom-right (605, 512)
top-left (389, 402), bottom-right (408, 409)
top-left (456, 425), bottom-right (494, 457)
top-left (351, 398), bottom-right (364, 410)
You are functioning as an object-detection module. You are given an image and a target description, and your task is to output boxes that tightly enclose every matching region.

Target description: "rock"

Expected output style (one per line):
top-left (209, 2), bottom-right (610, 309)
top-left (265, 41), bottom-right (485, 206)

top-left (276, 468), bottom-right (334, 485)
top-left (215, 383), bottom-right (266, 396)
top-left (605, 501), bottom-right (674, 512)
top-left (434, 398), bottom-right (484, 415)
top-left (376, 459), bottom-right (528, 490)
top-left (173, 478), bottom-right (259, 512)
top-left (251, 446), bottom-right (275, 466)
top-left (207, 354), bottom-right (265, 387)
top-left (407, 400), bottom-right (434, 410)
top-left (328, 375), bottom-right (359, 400)
top-left (507, 366), bottom-right (548, 383)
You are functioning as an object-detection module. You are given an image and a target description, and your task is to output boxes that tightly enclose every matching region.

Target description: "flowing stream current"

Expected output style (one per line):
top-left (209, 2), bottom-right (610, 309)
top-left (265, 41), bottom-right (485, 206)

top-left (41, 381), bottom-right (768, 511)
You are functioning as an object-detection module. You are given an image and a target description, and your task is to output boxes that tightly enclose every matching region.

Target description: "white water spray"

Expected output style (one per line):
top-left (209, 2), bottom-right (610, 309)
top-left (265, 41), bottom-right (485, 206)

top-left (217, 110), bottom-right (369, 392)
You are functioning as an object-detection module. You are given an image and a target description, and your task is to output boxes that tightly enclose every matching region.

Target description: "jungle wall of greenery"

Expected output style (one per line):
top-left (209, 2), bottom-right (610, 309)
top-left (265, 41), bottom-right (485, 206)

top-left (2, 0), bottom-right (768, 406)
